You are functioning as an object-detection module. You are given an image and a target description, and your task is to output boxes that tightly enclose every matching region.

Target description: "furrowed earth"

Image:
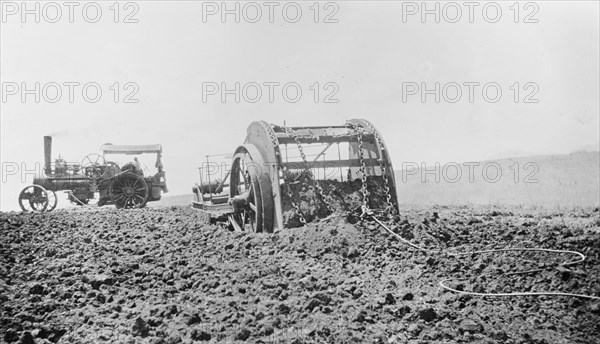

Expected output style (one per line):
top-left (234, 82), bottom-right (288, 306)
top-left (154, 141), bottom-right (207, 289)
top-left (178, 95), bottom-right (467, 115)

top-left (1, 203), bottom-right (599, 344)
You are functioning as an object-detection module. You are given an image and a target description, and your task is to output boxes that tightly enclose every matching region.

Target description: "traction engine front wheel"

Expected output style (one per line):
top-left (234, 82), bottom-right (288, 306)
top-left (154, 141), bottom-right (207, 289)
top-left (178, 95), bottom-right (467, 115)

top-left (46, 190), bottom-right (58, 212)
top-left (18, 185), bottom-right (50, 213)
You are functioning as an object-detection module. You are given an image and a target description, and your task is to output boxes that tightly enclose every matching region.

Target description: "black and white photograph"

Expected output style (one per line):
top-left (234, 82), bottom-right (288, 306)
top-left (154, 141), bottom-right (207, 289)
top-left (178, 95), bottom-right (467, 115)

top-left (1, 1), bottom-right (599, 343)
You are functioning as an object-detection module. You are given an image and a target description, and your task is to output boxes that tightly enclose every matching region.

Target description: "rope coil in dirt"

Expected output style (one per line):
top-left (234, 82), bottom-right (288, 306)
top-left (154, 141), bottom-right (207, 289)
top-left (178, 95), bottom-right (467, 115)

top-left (369, 216), bottom-right (600, 300)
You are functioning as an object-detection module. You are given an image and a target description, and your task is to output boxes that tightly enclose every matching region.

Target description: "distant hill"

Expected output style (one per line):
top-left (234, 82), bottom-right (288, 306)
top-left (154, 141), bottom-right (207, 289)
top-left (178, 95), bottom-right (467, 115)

top-left (157, 151), bottom-right (600, 210)
top-left (395, 151), bottom-right (599, 208)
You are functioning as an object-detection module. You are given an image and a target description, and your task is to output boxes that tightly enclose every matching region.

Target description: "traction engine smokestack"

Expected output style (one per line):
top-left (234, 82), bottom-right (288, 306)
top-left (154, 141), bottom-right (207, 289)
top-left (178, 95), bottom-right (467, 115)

top-left (44, 136), bottom-right (52, 176)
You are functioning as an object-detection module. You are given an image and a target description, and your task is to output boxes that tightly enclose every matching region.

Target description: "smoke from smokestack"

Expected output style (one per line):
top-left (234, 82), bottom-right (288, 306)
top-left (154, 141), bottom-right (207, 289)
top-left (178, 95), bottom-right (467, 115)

top-left (46, 130), bottom-right (71, 138)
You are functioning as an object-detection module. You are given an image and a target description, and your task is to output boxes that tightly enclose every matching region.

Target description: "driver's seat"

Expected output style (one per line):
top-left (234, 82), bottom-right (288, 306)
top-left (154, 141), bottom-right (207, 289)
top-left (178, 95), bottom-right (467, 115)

top-left (104, 163), bottom-right (121, 178)
top-left (121, 162), bottom-right (144, 176)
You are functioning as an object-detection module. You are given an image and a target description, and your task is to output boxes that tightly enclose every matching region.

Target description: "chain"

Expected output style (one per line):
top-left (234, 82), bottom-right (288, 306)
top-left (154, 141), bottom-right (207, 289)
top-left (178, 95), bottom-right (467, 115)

top-left (260, 121), bottom-right (282, 160)
top-left (361, 121), bottom-right (396, 217)
top-left (262, 122), bottom-right (307, 225)
top-left (283, 126), bottom-right (334, 214)
top-left (283, 171), bottom-right (307, 225)
top-left (284, 127), bottom-right (310, 169)
top-left (346, 122), bottom-right (371, 218)
top-left (327, 183), bottom-right (339, 211)
top-left (283, 127), bottom-right (314, 204)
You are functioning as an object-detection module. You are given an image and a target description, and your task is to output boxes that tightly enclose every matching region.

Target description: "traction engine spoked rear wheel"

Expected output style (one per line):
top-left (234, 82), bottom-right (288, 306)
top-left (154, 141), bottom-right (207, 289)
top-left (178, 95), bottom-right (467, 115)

top-left (18, 185), bottom-right (50, 213)
top-left (228, 145), bottom-right (274, 233)
top-left (109, 173), bottom-right (148, 209)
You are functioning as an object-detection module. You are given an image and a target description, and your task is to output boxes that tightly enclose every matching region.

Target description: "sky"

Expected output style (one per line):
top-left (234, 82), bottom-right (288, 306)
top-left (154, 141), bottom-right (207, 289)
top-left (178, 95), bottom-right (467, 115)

top-left (1, 1), bottom-right (599, 211)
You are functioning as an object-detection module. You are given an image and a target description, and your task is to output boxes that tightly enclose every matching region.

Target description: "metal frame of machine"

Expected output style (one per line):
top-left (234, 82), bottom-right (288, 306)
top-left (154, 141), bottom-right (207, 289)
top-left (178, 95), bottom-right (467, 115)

top-left (192, 119), bottom-right (398, 233)
top-left (17, 137), bottom-right (168, 212)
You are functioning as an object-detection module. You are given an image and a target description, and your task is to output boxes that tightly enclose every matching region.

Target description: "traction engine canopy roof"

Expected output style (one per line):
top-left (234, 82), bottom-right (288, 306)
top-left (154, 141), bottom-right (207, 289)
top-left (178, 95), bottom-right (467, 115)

top-left (101, 144), bottom-right (163, 155)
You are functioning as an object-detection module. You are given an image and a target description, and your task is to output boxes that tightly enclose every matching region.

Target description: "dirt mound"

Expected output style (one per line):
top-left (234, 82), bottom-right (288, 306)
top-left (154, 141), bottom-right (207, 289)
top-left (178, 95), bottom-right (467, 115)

top-left (1, 206), bottom-right (599, 343)
top-left (282, 176), bottom-right (391, 227)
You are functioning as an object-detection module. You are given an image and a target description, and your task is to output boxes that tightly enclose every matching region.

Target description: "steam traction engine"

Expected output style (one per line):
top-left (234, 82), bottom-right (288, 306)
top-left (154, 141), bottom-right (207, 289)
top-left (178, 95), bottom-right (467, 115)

top-left (192, 119), bottom-right (399, 233)
top-left (18, 136), bottom-right (168, 212)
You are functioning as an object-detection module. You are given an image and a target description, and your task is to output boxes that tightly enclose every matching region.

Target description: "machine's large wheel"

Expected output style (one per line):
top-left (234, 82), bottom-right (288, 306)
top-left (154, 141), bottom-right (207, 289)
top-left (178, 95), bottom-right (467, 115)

top-left (229, 152), bottom-right (262, 232)
top-left (18, 185), bottom-right (49, 213)
top-left (109, 173), bottom-right (148, 209)
top-left (228, 145), bottom-right (274, 233)
top-left (46, 190), bottom-right (58, 212)
top-left (246, 121), bottom-right (284, 230)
